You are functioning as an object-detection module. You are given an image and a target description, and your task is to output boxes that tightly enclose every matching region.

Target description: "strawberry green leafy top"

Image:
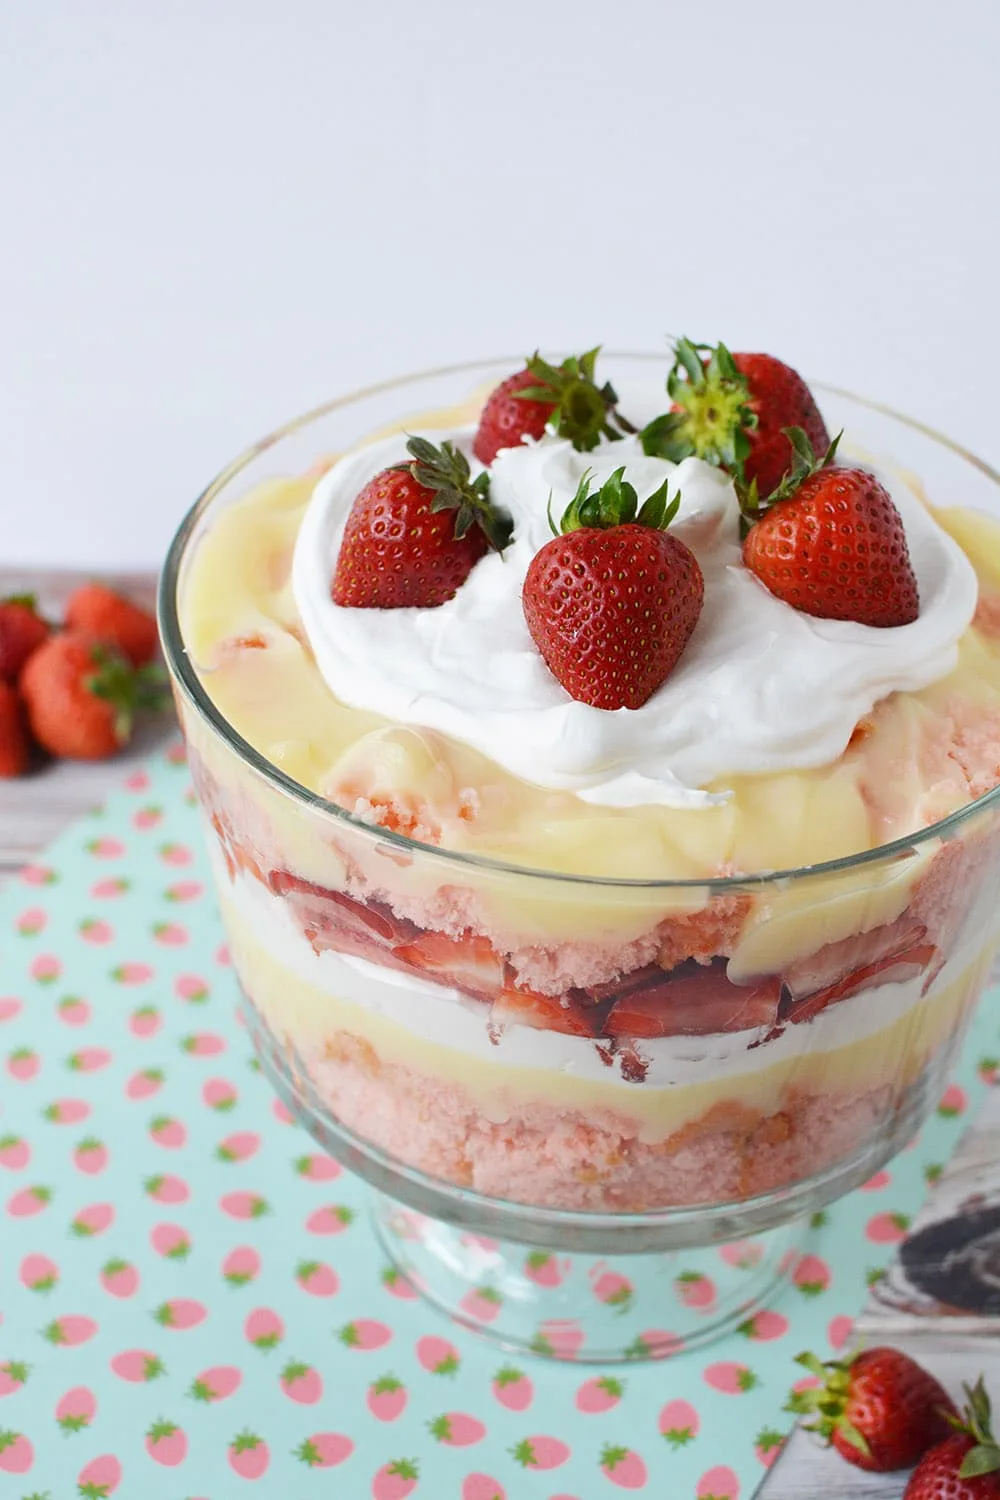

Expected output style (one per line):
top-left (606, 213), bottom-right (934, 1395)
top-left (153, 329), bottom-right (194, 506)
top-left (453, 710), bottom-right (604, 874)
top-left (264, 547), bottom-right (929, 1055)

top-left (516, 347), bottom-right (636, 452)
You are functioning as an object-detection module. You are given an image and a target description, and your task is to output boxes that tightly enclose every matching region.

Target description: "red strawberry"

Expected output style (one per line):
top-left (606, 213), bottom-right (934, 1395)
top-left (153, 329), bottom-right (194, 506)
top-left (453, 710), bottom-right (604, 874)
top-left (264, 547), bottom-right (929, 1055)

top-left (331, 437), bottom-right (511, 609)
top-left (65, 583), bottom-right (158, 667)
top-left (0, 681), bottom-right (29, 777)
top-left (639, 338), bottom-right (829, 497)
top-left (904, 1378), bottom-right (1000, 1499)
top-left (522, 467), bottom-right (703, 710)
top-left (0, 595), bottom-right (49, 682)
top-left (731, 351), bottom-right (831, 496)
top-left (473, 348), bottom-right (632, 465)
top-left (788, 1347), bottom-right (957, 1470)
top-left (741, 431), bottom-right (920, 628)
top-left (20, 632), bottom-right (166, 760)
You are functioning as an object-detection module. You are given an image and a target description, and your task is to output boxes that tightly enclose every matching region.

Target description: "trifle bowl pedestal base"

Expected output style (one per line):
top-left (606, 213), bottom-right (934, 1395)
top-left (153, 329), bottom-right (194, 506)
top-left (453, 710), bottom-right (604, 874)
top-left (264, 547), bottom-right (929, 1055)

top-left (372, 1197), bottom-right (806, 1363)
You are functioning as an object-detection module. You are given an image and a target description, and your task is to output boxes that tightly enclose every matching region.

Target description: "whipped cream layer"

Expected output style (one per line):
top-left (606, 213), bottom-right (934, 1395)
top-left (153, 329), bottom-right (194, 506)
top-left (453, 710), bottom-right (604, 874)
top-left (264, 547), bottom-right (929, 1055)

top-left (293, 417), bottom-right (978, 811)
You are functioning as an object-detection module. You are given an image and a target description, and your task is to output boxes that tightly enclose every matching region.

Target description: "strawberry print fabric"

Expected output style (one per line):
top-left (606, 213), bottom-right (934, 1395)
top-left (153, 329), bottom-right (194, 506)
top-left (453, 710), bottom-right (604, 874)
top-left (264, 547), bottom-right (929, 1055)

top-left (0, 742), bottom-right (997, 1498)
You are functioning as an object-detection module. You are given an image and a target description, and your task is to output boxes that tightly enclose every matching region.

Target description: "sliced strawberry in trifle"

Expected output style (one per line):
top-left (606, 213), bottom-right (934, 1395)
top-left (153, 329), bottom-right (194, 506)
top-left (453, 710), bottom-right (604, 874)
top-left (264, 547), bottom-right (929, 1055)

top-left (173, 340), bottom-right (1000, 1214)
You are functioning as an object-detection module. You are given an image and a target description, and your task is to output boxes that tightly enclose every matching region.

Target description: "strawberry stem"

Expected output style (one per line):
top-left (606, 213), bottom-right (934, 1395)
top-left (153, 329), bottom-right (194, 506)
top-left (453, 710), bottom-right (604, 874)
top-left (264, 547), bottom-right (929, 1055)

top-left (640, 337), bottom-right (756, 474)
top-left (401, 436), bottom-right (513, 553)
top-left (516, 346), bottom-right (634, 450)
top-left (953, 1377), bottom-right (1000, 1480)
top-left (552, 467), bottom-right (680, 536)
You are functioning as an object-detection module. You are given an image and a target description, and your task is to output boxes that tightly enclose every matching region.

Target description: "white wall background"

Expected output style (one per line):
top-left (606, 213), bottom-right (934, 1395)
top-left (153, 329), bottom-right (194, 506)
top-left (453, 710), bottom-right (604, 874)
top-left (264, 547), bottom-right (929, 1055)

top-left (2, 0), bottom-right (998, 569)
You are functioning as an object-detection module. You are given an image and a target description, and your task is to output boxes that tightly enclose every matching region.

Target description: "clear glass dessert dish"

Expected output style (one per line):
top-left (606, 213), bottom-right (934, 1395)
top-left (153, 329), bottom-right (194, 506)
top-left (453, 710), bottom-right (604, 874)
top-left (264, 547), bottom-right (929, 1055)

top-left (159, 356), bottom-right (1000, 1360)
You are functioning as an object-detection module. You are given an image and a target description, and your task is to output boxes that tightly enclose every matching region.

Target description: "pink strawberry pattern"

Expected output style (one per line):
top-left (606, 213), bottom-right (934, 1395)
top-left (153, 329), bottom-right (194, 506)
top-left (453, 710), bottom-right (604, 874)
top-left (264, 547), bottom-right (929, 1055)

top-left (492, 1366), bottom-right (533, 1411)
top-left (0, 738), bottom-right (992, 1497)
top-left (659, 1398), bottom-right (700, 1447)
top-left (295, 1259), bottom-right (339, 1296)
top-left (296, 1431), bottom-right (354, 1468)
top-left (55, 1385), bottom-right (97, 1433)
top-left (145, 1418), bottom-right (188, 1465)
top-left (189, 1365), bottom-right (242, 1402)
top-left (368, 1374), bottom-right (408, 1421)
top-left (600, 1442), bottom-right (648, 1488)
top-left (0, 1429), bottom-right (34, 1473)
top-left (576, 1375), bottom-right (624, 1413)
top-left (510, 1434), bottom-right (570, 1470)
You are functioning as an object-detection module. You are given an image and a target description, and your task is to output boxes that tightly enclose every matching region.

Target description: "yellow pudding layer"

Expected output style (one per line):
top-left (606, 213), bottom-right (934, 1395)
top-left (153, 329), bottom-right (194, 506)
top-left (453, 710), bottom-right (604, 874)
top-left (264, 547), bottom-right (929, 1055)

top-left (180, 468), bottom-right (1000, 886)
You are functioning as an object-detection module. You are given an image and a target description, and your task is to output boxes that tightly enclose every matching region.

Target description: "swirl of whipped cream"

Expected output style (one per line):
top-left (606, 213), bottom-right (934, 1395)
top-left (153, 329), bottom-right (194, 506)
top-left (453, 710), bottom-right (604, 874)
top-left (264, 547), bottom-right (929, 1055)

top-left (292, 416), bottom-right (978, 810)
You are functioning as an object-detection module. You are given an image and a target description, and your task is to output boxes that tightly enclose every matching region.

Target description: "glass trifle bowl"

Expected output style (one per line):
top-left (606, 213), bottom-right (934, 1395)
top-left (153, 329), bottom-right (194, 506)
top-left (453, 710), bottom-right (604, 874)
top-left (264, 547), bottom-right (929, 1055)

top-left (159, 354), bottom-right (1000, 1361)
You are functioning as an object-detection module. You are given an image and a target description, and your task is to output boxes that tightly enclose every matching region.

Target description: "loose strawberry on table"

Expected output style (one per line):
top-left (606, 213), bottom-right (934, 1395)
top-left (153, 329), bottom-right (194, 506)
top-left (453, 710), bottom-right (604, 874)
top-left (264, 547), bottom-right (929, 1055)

top-left (20, 631), bottom-right (168, 760)
top-left (640, 337), bottom-right (830, 496)
top-left (65, 583), bottom-right (159, 667)
top-left (0, 680), bottom-right (30, 777)
top-left (787, 1346), bottom-right (957, 1471)
top-left (904, 1378), bottom-right (1000, 1498)
top-left (522, 466), bottom-right (704, 710)
top-left (331, 435), bottom-right (512, 608)
top-left (0, 594), bottom-right (50, 682)
top-left (741, 427), bottom-right (921, 627)
top-left (473, 347), bottom-right (634, 464)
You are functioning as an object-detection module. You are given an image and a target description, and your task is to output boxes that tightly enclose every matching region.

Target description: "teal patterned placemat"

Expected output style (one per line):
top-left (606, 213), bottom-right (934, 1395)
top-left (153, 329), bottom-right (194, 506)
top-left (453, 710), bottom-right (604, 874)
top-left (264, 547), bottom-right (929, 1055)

top-left (0, 743), bottom-right (996, 1499)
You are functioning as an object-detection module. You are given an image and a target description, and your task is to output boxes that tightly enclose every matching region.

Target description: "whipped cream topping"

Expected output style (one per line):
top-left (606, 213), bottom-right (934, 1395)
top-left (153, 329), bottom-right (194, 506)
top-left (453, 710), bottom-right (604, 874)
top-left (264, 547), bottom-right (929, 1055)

top-left (292, 404), bottom-right (978, 810)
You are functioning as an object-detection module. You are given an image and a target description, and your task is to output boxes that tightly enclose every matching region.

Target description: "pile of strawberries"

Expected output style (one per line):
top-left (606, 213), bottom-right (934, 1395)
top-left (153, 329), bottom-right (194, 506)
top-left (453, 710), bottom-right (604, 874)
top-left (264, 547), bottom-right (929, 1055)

top-left (331, 340), bottom-right (923, 712)
top-left (790, 1344), bottom-right (1000, 1497)
top-left (0, 584), bottom-right (165, 777)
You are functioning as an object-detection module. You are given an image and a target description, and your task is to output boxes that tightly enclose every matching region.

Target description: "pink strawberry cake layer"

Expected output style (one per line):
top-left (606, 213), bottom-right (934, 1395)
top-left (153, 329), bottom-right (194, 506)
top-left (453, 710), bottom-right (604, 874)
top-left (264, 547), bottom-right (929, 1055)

top-left (173, 373), bottom-right (1000, 1212)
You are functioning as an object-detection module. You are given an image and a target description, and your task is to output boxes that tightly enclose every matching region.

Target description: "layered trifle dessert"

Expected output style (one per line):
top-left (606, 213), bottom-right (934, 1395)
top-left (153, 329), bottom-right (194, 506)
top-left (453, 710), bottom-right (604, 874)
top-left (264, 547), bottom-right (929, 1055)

top-left (169, 343), bottom-right (1000, 1214)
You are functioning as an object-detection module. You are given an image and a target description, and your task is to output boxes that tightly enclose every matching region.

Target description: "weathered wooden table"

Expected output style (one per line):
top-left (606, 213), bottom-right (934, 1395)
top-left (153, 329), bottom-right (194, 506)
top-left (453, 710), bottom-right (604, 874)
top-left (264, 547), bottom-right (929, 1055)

top-left (4, 569), bottom-right (998, 1498)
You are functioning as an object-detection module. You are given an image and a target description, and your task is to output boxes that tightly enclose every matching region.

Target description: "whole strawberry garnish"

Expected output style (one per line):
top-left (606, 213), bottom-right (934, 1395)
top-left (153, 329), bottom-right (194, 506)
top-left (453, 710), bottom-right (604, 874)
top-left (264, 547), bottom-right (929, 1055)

top-left (741, 428), bottom-right (920, 627)
top-left (65, 583), bottom-right (158, 666)
top-left (473, 348), bottom-right (634, 465)
top-left (0, 679), bottom-right (30, 777)
top-left (332, 436), bottom-right (511, 609)
top-left (730, 351), bottom-right (831, 496)
top-left (20, 632), bottom-right (168, 760)
top-left (522, 467), bottom-right (703, 710)
top-left (905, 1378), bottom-right (1000, 1499)
top-left (640, 337), bottom-right (829, 494)
top-left (787, 1347), bottom-right (957, 1471)
top-left (0, 594), bottom-right (50, 682)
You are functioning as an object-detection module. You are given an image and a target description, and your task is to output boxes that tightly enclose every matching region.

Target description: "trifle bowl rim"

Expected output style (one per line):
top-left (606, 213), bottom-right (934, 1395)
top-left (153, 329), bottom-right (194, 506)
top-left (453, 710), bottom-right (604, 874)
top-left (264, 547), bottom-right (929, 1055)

top-left (158, 350), bottom-right (1000, 893)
